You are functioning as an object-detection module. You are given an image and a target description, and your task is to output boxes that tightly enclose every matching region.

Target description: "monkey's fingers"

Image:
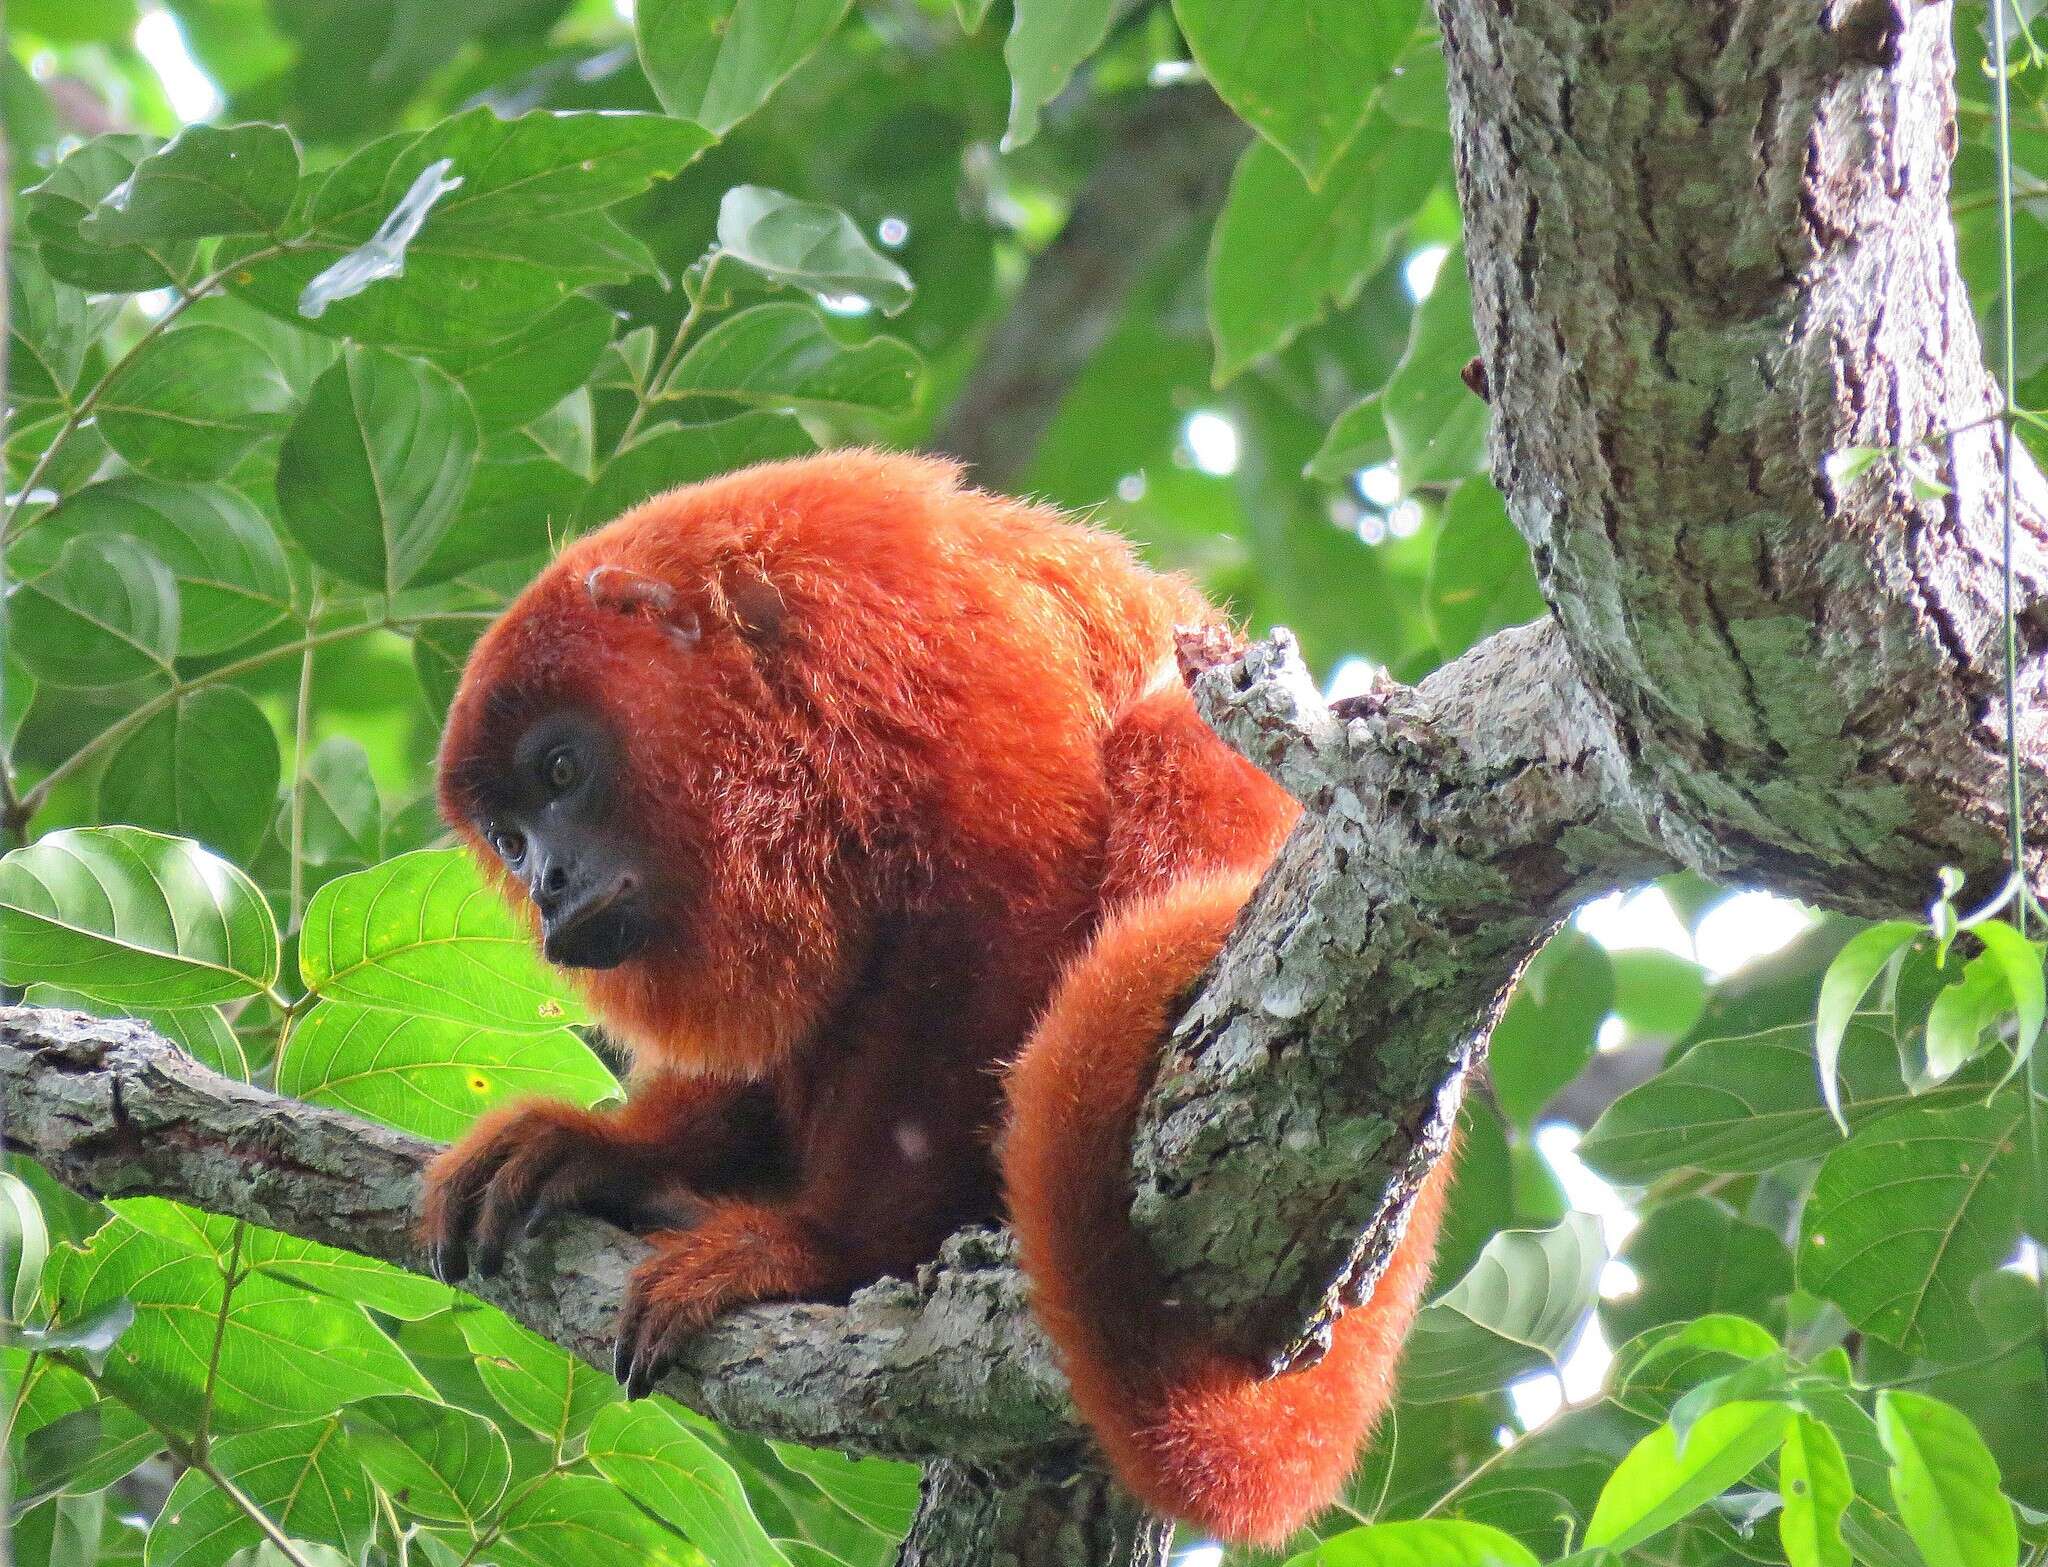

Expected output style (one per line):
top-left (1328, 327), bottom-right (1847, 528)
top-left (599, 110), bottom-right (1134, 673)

top-left (469, 1131), bottom-right (601, 1277)
top-left (421, 1134), bottom-right (523, 1283)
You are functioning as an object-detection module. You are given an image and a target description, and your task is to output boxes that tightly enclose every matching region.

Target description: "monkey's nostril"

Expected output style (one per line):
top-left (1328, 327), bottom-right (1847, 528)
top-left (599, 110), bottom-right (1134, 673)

top-left (538, 864), bottom-right (569, 897)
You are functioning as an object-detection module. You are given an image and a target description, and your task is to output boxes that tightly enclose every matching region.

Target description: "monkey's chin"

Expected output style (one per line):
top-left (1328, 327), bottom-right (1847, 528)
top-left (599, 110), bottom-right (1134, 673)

top-left (543, 908), bottom-right (654, 970)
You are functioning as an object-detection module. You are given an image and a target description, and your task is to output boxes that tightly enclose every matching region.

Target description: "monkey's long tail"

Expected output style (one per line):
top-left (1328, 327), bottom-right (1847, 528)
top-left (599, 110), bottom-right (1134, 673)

top-left (1000, 870), bottom-right (1454, 1546)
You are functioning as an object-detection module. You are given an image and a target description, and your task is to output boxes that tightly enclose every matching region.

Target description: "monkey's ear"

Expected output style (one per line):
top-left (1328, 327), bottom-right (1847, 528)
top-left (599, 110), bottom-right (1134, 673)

top-left (726, 577), bottom-right (785, 646)
top-left (585, 565), bottom-right (703, 650)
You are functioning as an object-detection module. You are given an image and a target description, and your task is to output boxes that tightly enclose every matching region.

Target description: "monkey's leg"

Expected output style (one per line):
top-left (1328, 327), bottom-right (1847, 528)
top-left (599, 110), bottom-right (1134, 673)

top-left (422, 1074), bottom-right (785, 1281)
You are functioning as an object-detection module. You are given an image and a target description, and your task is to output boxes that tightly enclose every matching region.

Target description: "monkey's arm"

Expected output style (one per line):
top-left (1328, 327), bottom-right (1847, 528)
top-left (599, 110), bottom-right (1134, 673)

top-left (422, 1073), bottom-right (787, 1281)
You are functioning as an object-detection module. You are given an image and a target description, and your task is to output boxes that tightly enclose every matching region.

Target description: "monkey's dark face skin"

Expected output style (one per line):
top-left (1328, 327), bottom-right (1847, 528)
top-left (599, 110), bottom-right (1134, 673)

top-left (466, 711), bottom-right (660, 969)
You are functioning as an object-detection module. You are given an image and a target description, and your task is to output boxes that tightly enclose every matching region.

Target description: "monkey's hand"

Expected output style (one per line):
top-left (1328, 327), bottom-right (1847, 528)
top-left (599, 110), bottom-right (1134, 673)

top-left (613, 1201), bottom-right (833, 1398)
top-left (422, 1099), bottom-right (693, 1283)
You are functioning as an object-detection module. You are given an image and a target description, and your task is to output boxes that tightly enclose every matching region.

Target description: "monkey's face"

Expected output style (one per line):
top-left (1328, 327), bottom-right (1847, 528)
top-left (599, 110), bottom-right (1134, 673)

top-left (459, 709), bottom-right (661, 970)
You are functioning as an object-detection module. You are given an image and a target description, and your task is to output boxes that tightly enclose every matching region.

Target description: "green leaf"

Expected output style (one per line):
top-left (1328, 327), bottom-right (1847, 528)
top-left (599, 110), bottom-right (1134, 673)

top-left (413, 618), bottom-right (488, 723)
top-left (1312, 249), bottom-right (1486, 491)
top-left (1601, 1198), bottom-right (1794, 1346)
top-left (81, 122), bottom-right (300, 244)
top-left (1970, 919), bottom-right (2046, 1086)
top-left (1607, 947), bottom-right (1710, 1040)
top-left (1209, 119), bottom-right (1447, 382)
top-left (1427, 481), bottom-right (1546, 660)
top-left (0, 1170), bottom-right (51, 1322)
top-left (424, 297), bottom-right (616, 430)
top-left (1485, 926), bottom-right (1612, 1130)
top-left (1924, 951), bottom-right (2016, 1082)
top-left (1609, 1314), bottom-right (1784, 1420)
top-left (1171, 0), bottom-right (1425, 185)
top-left (293, 736), bottom-right (383, 868)
top-left (666, 303), bottom-right (921, 414)
top-left (491, 1472), bottom-right (678, 1567)
top-left (148, 1418), bottom-right (372, 1567)
top-left (100, 687), bottom-right (280, 864)
top-left (341, 1393), bottom-right (510, 1528)
top-left (25, 478), bottom-right (292, 657)
top-left (1584, 1401), bottom-right (1796, 1553)
top-left (239, 1229), bottom-right (453, 1320)
top-left (1779, 1415), bottom-right (1854, 1567)
top-left (25, 134), bottom-right (199, 292)
top-left (1816, 920), bottom-right (1922, 1132)
top-left (456, 1307), bottom-right (621, 1449)
top-left (278, 1002), bottom-right (616, 1141)
top-left (1400, 1212), bottom-right (1604, 1402)
top-left (766, 1442), bottom-right (921, 1537)
top-left (0, 827), bottom-right (280, 1005)
top-left (1296, 1518), bottom-right (1542, 1566)
top-left (11, 534), bottom-right (179, 688)
top-left (1000, 0), bottom-right (1117, 152)
top-left (13, 1402), bottom-right (160, 1511)
top-left (1579, 1019), bottom-right (2002, 1182)
top-left (97, 321), bottom-right (299, 480)
top-left (414, 427), bottom-right (585, 585)
top-left (230, 109), bottom-right (713, 351)
top-left (589, 1401), bottom-right (793, 1565)
top-left (54, 1214), bottom-right (430, 1432)
top-left (297, 850), bottom-right (586, 1032)
top-left (1799, 1096), bottom-right (2024, 1358)
top-left (716, 186), bottom-right (914, 316)
top-left (580, 412), bottom-right (815, 529)
top-left (1876, 1391), bottom-right (2018, 1567)
top-left (275, 345), bottom-right (480, 594)
top-left (637, 0), bottom-right (852, 137)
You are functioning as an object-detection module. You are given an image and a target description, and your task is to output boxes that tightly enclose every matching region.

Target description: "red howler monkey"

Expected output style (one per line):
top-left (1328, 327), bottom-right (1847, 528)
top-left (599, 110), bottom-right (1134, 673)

top-left (423, 450), bottom-right (1453, 1544)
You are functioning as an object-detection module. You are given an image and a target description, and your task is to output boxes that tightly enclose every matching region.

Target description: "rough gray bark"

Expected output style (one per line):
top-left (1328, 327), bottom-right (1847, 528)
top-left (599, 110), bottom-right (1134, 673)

top-left (900, 1461), bottom-right (1171, 1567)
top-left (8, 5), bottom-right (2048, 1564)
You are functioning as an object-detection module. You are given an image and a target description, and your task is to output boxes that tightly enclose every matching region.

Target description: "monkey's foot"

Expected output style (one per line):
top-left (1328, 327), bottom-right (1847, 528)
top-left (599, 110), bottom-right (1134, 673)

top-left (613, 1202), bottom-right (827, 1398)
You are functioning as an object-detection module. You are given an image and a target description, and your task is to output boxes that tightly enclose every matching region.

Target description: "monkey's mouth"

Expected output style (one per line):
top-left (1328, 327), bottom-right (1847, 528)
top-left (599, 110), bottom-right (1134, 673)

top-left (542, 881), bottom-right (655, 969)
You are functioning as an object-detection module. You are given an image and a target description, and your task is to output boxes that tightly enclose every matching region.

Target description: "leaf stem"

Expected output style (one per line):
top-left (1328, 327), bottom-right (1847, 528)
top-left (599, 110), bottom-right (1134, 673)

top-left (288, 595), bottom-right (323, 928)
top-left (615, 251), bottom-right (721, 453)
top-left (192, 1219), bottom-right (247, 1461)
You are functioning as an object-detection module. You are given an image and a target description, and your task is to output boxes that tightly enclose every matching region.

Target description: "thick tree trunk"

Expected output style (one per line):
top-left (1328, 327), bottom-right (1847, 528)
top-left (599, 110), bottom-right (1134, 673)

top-left (900, 1461), bottom-right (1171, 1567)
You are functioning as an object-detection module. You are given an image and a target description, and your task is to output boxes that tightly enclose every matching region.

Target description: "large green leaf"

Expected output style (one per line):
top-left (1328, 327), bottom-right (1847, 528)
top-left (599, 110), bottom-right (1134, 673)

top-left (1798, 1097), bottom-right (2025, 1359)
top-left (1312, 248), bottom-right (1487, 491)
top-left (1303, 1519), bottom-right (1540, 1566)
top-left (666, 303), bottom-right (920, 414)
top-left (1427, 481), bottom-right (1546, 659)
top-left (277, 1001), bottom-right (616, 1140)
top-left (1209, 117), bottom-right (1447, 382)
top-left (1001, 0), bottom-right (1117, 151)
top-left (637, 0), bottom-right (852, 136)
top-left (1171, 0), bottom-right (1425, 185)
top-left (424, 297), bottom-right (615, 430)
top-left (1601, 1197), bottom-right (1794, 1345)
top-left (11, 534), bottom-right (180, 689)
top-left (24, 133), bottom-right (199, 291)
top-left (1875, 1391), bottom-right (2017, 1567)
top-left (1579, 1019), bottom-right (2001, 1182)
top-left (456, 1307), bottom-right (621, 1449)
top-left (1583, 1401), bottom-right (1796, 1553)
top-left (1400, 1212), bottom-right (1604, 1402)
top-left (716, 186), bottom-right (914, 316)
top-left (589, 1401), bottom-right (792, 1565)
top-left (99, 688), bottom-right (281, 864)
top-left (291, 736), bottom-right (383, 868)
top-left (147, 1418), bottom-right (372, 1567)
top-left (53, 1214), bottom-right (430, 1432)
top-left (81, 122), bottom-right (301, 245)
top-left (1779, 1414), bottom-right (1854, 1567)
top-left (275, 345), bottom-right (480, 594)
top-left (23, 478), bottom-right (293, 657)
top-left (230, 109), bottom-right (712, 351)
top-left (96, 321), bottom-right (299, 479)
top-left (491, 1472), bottom-right (683, 1567)
top-left (0, 827), bottom-right (280, 1005)
top-left (297, 850), bottom-right (585, 1032)
top-left (1486, 926), bottom-right (1612, 1130)
top-left (579, 412), bottom-right (815, 529)
top-left (413, 426), bottom-right (583, 585)
top-left (341, 1393), bottom-right (510, 1528)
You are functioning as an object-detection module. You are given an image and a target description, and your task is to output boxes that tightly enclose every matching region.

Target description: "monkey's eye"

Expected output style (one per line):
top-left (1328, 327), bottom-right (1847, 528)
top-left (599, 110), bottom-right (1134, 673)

top-left (543, 747), bottom-right (580, 795)
top-left (490, 829), bottom-right (526, 863)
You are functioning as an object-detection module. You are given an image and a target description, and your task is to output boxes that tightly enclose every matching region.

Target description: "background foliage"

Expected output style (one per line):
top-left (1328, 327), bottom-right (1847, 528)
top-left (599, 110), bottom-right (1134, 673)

top-left (4, 2), bottom-right (2048, 1564)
